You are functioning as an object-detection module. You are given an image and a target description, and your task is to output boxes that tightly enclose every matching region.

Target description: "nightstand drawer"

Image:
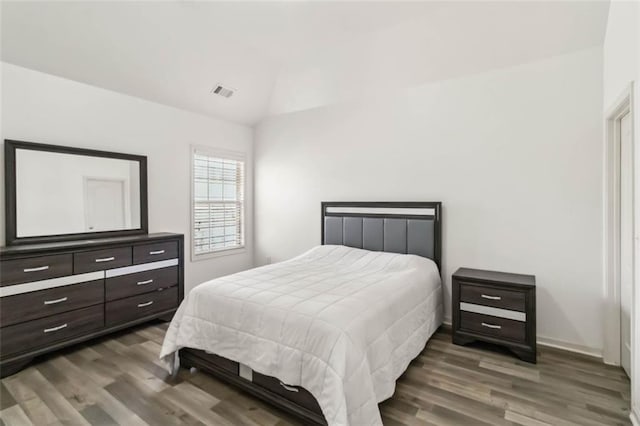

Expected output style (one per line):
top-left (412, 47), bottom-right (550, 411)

top-left (460, 282), bottom-right (525, 312)
top-left (460, 311), bottom-right (526, 342)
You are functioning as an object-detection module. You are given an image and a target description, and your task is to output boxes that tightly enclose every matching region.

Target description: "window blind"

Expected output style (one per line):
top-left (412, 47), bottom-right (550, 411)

top-left (192, 151), bottom-right (245, 256)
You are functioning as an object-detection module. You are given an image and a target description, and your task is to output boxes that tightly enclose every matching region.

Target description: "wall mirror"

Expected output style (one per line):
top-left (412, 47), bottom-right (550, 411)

top-left (5, 140), bottom-right (148, 245)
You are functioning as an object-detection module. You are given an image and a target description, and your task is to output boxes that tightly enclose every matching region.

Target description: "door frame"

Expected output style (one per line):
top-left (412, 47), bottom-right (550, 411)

top-left (603, 82), bottom-right (635, 366)
top-left (83, 176), bottom-right (129, 232)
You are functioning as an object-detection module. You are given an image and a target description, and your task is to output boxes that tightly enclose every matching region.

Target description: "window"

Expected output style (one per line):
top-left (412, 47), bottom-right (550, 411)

top-left (191, 147), bottom-right (245, 258)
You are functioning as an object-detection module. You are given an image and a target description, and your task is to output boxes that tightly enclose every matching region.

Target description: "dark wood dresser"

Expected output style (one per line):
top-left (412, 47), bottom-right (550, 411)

top-left (0, 232), bottom-right (184, 377)
top-left (452, 267), bottom-right (536, 363)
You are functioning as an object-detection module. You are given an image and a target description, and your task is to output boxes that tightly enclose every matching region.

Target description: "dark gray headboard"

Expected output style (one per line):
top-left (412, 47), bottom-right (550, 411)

top-left (321, 202), bottom-right (442, 270)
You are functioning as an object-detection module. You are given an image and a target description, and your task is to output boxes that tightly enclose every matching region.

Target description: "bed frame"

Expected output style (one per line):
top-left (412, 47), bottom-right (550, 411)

top-left (180, 201), bottom-right (442, 424)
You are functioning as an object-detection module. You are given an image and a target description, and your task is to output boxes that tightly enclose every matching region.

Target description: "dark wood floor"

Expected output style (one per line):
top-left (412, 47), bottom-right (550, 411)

top-left (0, 322), bottom-right (631, 426)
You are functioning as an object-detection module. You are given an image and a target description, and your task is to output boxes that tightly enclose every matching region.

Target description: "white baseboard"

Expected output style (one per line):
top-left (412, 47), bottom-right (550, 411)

top-left (442, 319), bottom-right (603, 360)
top-left (536, 336), bottom-right (602, 359)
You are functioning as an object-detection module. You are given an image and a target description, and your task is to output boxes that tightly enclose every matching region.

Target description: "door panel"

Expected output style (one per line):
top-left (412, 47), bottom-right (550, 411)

top-left (85, 178), bottom-right (125, 232)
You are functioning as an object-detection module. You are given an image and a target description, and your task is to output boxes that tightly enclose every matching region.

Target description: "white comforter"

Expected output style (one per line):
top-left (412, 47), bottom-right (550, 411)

top-left (160, 245), bottom-right (443, 425)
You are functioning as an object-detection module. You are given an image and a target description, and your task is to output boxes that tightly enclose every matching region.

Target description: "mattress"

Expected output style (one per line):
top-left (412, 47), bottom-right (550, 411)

top-left (160, 245), bottom-right (443, 425)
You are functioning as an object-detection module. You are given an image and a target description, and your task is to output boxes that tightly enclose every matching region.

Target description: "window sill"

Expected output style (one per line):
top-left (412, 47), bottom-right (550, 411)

top-left (191, 247), bottom-right (246, 262)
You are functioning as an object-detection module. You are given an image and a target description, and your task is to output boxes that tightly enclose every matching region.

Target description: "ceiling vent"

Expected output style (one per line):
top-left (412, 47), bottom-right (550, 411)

top-left (211, 84), bottom-right (235, 98)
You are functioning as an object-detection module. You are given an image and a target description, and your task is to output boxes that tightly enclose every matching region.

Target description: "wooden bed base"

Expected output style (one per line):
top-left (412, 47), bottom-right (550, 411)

top-left (179, 348), bottom-right (327, 425)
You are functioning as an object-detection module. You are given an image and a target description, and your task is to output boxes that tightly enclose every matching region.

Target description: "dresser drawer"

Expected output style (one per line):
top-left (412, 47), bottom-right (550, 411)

top-left (0, 280), bottom-right (104, 327)
top-left (106, 266), bottom-right (178, 301)
top-left (460, 311), bottom-right (526, 342)
top-left (106, 286), bottom-right (178, 326)
top-left (0, 305), bottom-right (104, 358)
top-left (133, 241), bottom-right (178, 264)
top-left (0, 254), bottom-right (73, 286)
top-left (460, 282), bottom-right (525, 312)
top-left (74, 247), bottom-right (132, 274)
top-left (252, 372), bottom-right (323, 415)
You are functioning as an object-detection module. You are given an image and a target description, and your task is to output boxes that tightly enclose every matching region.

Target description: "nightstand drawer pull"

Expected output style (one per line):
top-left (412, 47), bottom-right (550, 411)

top-left (44, 297), bottom-right (68, 305)
top-left (149, 250), bottom-right (165, 255)
top-left (23, 265), bottom-right (50, 273)
top-left (137, 301), bottom-right (154, 308)
top-left (481, 294), bottom-right (501, 300)
top-left (44, 323), bottom-right (68, 333)
top-left (137, 279), bottom-right (154, 286)
top-left (481, 322), bottom-right (502, 330)
top-left (95, 257), bottom-right (115, 263)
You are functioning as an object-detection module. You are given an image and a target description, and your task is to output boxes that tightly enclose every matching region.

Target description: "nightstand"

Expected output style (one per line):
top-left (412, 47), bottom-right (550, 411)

top-left (452, 267), bottom-right (536, 363)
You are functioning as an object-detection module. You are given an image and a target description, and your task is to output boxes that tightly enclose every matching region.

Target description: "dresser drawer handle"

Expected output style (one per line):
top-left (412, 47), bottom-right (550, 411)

top-left (149, 250), bottom-right (165, 255)
top-left (481, 322), bottom-right (502, 330)
top-left (44, 323), bottom-right (68, 333)
top-left (95, 257), bottom-right (115, 263)
top-left (279, 382), bottom-right (299, 393)
top-left (481, 294), bottom-right (502, 301)
top-left (137, 301), bottom-right (154, 308)
top-left (44, 297), bottom-right (68, 305)
top-left (23, 266), bottom-right (49, 273)
top-left (137, 279), bottom-right (154, 286)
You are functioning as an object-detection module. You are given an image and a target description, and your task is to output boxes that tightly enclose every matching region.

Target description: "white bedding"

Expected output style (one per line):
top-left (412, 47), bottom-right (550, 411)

top-left (160, 245), bottom-right (443, 425)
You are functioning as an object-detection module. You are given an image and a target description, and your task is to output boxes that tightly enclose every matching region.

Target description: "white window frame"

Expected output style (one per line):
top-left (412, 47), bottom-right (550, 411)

top-left (190, 145), bottom-right (246, 261)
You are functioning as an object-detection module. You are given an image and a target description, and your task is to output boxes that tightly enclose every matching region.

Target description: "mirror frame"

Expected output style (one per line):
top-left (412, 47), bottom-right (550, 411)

top-left (4, 139), bottom-right (148, 246)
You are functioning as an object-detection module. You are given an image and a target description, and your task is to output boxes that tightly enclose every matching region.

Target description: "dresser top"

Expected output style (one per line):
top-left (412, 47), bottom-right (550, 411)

top-left (453, 267), bottom-right (535, 287)
top-left (1, 232), bottom-right (183, 257)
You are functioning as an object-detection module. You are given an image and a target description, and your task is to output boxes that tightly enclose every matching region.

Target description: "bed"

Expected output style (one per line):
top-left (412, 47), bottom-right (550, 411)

top-left (160, 202), bottom-right (443, 425)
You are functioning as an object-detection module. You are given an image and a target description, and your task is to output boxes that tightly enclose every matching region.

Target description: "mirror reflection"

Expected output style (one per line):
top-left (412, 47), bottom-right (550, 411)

top-left (15, 149), bottom-right (141, 237)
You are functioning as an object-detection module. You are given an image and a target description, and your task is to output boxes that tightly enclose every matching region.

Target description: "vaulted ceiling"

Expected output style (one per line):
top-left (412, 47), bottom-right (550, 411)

top-left (2, 1), bottom-right (610, 125)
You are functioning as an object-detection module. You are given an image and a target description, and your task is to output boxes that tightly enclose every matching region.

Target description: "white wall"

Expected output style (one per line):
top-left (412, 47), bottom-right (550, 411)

top-left (255, 47), bottom-right (605, 354)
top-left (603, 0), bottom-right (638, 109)
top-left (268, 1), bottom-right (608, 116)
top-left (1, 62), bottom-right (254, 293)
top-left (602, 0), bottom-right (640, 422)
